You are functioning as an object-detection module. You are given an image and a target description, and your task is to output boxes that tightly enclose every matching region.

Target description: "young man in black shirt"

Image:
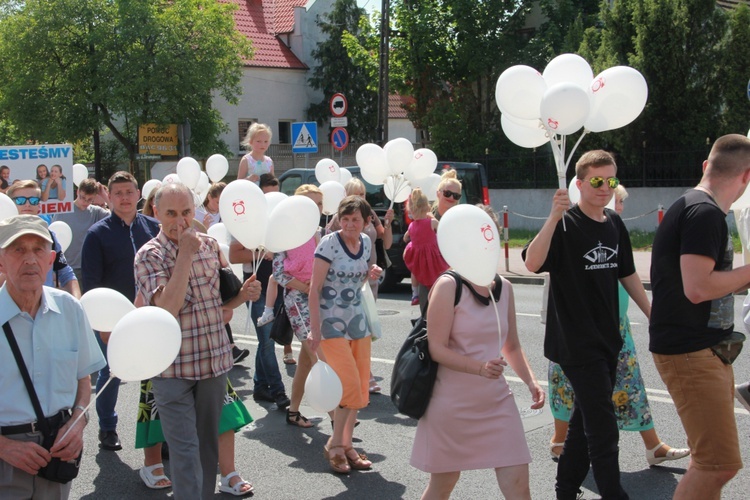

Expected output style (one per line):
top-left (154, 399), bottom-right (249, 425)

top-left (650, 134), bottom-right (750, 499)
top-left (524, 150), bottom-right (649, 500)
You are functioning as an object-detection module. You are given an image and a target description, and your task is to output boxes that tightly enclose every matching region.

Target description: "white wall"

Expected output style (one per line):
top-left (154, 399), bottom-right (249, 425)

top-left (488, 187), bottom-right (739, 233)
top-left (214, 67), bottom-right (310, 155)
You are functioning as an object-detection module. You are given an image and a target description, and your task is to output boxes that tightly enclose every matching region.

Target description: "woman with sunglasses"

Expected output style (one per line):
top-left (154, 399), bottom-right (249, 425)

top-left (432, 169), bottom-right (462, 220)
top-left (546, 183), bottom-right (690, 468)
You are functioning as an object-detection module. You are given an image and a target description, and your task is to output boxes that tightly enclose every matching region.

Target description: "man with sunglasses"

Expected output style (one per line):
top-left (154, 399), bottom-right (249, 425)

top-left (649, 134), bottom-right (750, 499)
top-left (524, 150), bottom-right (649, 500)
top-left (4, 180), bottom-right (80, 300)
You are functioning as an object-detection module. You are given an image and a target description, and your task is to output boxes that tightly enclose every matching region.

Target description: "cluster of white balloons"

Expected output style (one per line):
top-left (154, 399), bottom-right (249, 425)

top-left (80, 289), bottom-right (181, 382)
top-left (356, 139), bottom-right (441, 208)
top-left (496, 53), bottom-right (648, 187)
top-left (313, 158), bottom-right (351, 215)
top-left (217, 179), bottom-right (320, 270)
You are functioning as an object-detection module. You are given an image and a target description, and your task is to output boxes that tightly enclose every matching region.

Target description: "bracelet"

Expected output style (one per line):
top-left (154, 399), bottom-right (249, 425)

top-left (73, 405), bottom-right (89, 423)
top-left (478, 363), bottom-right (484, 377)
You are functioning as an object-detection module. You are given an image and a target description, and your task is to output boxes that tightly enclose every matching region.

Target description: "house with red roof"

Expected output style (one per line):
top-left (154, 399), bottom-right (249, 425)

top-left (213, 0), bottom-right (418, 161)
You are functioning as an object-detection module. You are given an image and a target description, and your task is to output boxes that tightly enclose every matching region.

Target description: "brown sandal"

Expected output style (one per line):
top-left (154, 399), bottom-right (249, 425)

top-left (344, 446), bottom-right (372, 470)
top-left (323, 444), bottom-right (351, 474)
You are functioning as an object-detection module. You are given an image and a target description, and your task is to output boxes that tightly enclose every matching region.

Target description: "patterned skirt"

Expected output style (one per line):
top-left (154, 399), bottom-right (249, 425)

top-left (135, 378), bottom-right (253, 449)
top-left (548, 316), bottom-right (654, 432)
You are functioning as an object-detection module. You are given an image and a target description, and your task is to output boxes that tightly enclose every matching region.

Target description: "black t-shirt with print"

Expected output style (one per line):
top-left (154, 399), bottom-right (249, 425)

top-left (649, 189), bottom-right (734, 354)
top-left (524, 205), bottom-right (636, 365)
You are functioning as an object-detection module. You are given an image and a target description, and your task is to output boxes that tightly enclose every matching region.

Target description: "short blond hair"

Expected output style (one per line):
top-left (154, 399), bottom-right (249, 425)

top-left (575, 150), bottom-right (617, 179)
top-left (241, 122), bottom-right (273, 149)
top-left (344, 178), bottom-right (366, 196)
top-left (295, 184), bottom-right (322, 196)
top-left (7, 180), bottom-right (41, 198)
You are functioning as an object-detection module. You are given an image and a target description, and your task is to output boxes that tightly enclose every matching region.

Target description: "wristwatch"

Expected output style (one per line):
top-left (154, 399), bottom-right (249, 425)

top-left (73, 405), bottom-right (90, 424)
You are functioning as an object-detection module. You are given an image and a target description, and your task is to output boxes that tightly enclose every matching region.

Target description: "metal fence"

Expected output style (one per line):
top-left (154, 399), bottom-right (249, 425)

top-left (476, 148), bottom-right (710, 189)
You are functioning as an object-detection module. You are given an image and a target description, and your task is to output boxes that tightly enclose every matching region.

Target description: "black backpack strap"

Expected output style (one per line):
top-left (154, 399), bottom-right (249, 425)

top-left (444, 270), bottom-right (463, 306)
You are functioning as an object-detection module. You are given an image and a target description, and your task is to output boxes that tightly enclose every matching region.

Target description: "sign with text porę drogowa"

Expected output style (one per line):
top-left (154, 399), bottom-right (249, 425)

top-left (0, 144), bottom-right (74, 215)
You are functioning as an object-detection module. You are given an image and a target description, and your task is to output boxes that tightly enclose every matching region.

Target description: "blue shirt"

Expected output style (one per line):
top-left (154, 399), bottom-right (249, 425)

top-left (81, 211), bottom-right (160, 300)
top-left (0, 285), bottom-right (106, 425)
top-left (46, 230), bottom-right (76, 288)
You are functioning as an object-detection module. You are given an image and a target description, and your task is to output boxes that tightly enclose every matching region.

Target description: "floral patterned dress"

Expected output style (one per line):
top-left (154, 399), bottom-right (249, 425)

top-left (548, 284), bottom-right (654, 431)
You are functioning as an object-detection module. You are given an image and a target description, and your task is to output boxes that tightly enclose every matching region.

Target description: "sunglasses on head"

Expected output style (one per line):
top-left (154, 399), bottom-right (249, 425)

top-left (588, 176), bottom-right (619, 189)
top-left (441, 189), bottom-right (461, 201)
top-left (12, 196), bottom-right (41, 206)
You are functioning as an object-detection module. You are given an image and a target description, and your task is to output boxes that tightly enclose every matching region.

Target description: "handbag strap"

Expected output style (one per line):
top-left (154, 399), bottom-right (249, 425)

top-left (2, 322), bottom-right (52, 437)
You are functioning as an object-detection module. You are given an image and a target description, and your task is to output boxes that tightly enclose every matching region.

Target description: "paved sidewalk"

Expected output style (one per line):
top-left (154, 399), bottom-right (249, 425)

top-left (497, 247), bottom-right (744, 289)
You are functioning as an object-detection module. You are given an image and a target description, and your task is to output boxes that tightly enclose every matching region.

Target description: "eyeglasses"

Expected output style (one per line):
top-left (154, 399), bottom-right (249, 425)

top-left (441, 189), bottom-right (461, 201)
top-left (588, 176), bottom-right (619, 189)
top-left (12, 196), bottom-right (41, 206)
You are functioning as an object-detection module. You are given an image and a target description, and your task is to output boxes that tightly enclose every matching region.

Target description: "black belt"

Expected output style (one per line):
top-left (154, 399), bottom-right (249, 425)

top-left (0, 410), bottom-right (69, 435)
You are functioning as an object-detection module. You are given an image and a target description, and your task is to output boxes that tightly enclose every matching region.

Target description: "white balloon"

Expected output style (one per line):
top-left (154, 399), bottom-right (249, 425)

top-left (176, 157), bottom-right (201, 189)
top-left (72, 163), bottom-right (89, 187)
top-left (195, 172), bottom-right (210, 201)
top-left (219, 243), bottom-right (230, 263)
top-left (218, 180), bottom-right (268, 249)
top-left (265, 195), bottom-right (320, 252)
top-left (410, 173), bottom-right (441, 202)
top-left (141, 179), bottom-right (162, 201)
top-left (384, 175), bottom-right (412, 203)
top-left (304, 360), bottom-right (343, 413)
top-left (80, 288), bottom-right (136, 332)
top-left (584, 66), bottom-right (648, 133)
top-left (501, 114), bottom-right (550, 148)
top-left (264, 191), bottom-right (288, 213)
top-left (319, 181), bottom-right (347, 216)
top-left (543, 53), bottom-right (594, 90)
top-left (495, 65), bottom-right (547, 120)
top-left (568, 177), bottom-right (581, 204)
top-left (191, 191), bottom-right (202, 209)
top-left (384, 138), bottom-right (414, 175)
top-left (437, 205), bottom-right (501, 286)
top-left (405, 148), bottom-right (438, 182)
top-left (163, 173), bottom-right (181, 185)
top-left (206, 154), bottom-right (229, 183)
top-left (338, 168), bottom-right (353, 186)
top-left (207, 222), bottom-right (229, 245)
top-left (356, 143), bottom-right (389, 186)
top-left (315, 158), bottom-right (341, 184)
top-left (108, 306), bottom-right (182, 381)
top-left (0, 193), bottom-right (19, 220)
top-left (540, 82), bottom-right (591, 136)
top-left (48, 221), bottom-right (72, 252)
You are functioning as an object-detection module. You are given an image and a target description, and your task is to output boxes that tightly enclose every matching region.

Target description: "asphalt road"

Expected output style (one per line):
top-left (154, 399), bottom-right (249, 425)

top-left (68, 282), bottom-right (750, 499)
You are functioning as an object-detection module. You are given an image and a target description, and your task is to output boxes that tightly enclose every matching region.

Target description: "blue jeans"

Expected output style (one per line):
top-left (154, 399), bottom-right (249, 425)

top-left (95, 332), bottom-right (120, 432)
top-left (244, 273), bottom-right (285, 396)
top-left (556, 359), bottom-right (628, 500)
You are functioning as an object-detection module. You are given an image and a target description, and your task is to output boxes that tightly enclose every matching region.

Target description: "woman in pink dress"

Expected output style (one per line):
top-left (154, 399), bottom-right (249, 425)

top-left (411, 266), bottom-right (545, 499)
top-left (403, 188), bottom-right (449, 289)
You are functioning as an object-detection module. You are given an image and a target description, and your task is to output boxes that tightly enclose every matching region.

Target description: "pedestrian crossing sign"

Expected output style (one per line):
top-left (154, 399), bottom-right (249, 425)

top-left (291, 122), bottom-right (318, 153)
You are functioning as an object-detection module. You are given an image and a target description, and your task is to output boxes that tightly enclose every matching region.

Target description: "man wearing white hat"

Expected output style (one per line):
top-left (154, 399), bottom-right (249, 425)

top-left (0, 215), bottom-right (105, 499)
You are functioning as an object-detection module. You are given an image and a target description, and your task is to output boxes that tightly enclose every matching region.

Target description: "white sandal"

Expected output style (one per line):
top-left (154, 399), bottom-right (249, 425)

top-left (646, 442), bottom-right (690, 466)
top-left (219, 471), bottom-right (254, 496)
top-left (139, 463), bottom-right (171, 489)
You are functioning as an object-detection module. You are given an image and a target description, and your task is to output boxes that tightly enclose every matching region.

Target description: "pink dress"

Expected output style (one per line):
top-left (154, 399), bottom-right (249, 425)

top-left (403, 218), bottom-right (449, 287)
top-left (410, 276), bottom-right (531, 473)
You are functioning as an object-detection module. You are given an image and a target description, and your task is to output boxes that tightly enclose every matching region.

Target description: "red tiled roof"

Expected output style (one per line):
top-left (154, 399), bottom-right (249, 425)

top-left (389, 94), bottom-right (414, 119)
top-left (221, 0), bottom-right (307, 69)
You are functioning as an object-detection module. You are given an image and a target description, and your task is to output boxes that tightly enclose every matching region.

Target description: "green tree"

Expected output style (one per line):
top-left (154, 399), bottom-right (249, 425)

top-left (307, 0), bottom-right (378, 143)
top-left (718, 4), bottom-right (750, 136)
top-left (391, 0), bottom-right (533, 159)
top-left (577, 0), bottom-right (726, 163)
top-left (0, 0), bottom-right (251, 179)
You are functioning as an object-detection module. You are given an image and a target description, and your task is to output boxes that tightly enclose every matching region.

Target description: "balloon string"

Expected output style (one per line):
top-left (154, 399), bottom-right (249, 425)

top-left (487, 284), bottom-right (503, 358)
top-left (565, 129), bottom-right (589, 173)
top-left (58, 377), bottom-right (113, 443)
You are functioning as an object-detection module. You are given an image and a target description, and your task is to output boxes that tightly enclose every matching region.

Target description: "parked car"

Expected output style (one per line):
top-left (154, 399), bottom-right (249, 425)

top-left (278, 162), bottom-right (489, 291)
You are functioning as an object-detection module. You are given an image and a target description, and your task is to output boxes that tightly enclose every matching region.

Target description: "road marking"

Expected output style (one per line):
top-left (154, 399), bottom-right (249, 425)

top-left (234, 335), bottom-right (749, 415)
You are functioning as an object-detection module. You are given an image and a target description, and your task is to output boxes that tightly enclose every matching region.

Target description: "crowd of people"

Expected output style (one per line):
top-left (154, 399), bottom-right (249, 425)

top-left (1, 133), bottom-right (749, 499)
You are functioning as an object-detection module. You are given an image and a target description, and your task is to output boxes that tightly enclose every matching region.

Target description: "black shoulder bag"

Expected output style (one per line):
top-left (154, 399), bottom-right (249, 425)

top-left (2, 322), bottom-right (82, 484)
top-left (390, 270), bottom-right (462, 419)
